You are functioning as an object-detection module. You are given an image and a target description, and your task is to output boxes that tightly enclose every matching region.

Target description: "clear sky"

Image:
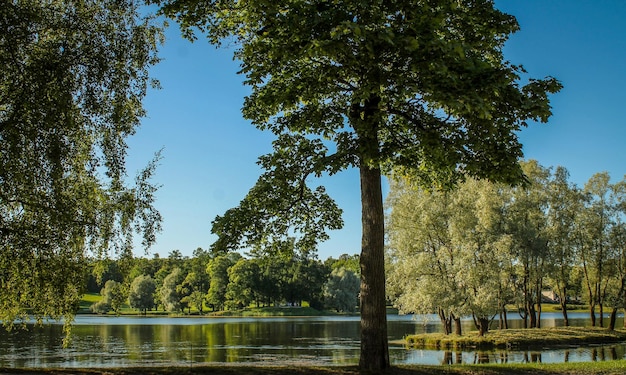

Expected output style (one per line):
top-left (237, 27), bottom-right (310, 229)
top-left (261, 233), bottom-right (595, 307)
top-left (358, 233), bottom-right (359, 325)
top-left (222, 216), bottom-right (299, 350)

top-left (125, 1), bottom-right (626, 260)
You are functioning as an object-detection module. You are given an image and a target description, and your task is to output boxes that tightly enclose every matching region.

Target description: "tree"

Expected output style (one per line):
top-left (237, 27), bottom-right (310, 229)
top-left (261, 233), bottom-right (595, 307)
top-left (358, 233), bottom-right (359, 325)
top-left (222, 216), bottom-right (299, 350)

top-left (292, 257), bottom-right (329, 308)
top-left (386, 177), bottom-right (465, 335)
top-left (155, 0), bottom-right (560, 369)
top-left (92, 259), bottom-right (124, 289)
top-left (255, 256), bottom-right (287, 307)
top-left (323, 268), bottom-right (360, 313)
top-left (387, 175), bottom-right (512, 336)
top-left (226, 258), bottom-right (260, 309)
top-left (606, 220), bottom-right (626, 330)
top-left (128, 275), bottom-right (157, 315)
top-left (159, 268), bottom-right (184, 312)
top-left (178, 271), bottom-right (204, 313)
top-left (577, 173), bottom-right (616, 327)
top-left (327, 254), bottom-right (360, 276)
top-left (206, 255), bottom-right (238, 311)
top-left (90, 280), bottom-right (125, 315)
top-left (504, 160), bottom-right (550, 328)
top-left (545, 166), bottom-right (581, 326)
top-left (0, 0), bottom-right (163, 335)
top-left (189, 248), bottom-right (212, 294)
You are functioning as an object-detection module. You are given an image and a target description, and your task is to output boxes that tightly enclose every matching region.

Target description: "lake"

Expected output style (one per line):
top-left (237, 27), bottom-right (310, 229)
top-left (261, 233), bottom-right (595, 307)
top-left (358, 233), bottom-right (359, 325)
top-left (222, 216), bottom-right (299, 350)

top-left (0, 312), bottom-right (624, 368)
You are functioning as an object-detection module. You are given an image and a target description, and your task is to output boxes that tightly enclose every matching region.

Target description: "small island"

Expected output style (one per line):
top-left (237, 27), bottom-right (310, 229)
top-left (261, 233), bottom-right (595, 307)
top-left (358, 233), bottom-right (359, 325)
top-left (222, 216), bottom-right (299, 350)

top-left (404, 327), bottom-right (626, 351)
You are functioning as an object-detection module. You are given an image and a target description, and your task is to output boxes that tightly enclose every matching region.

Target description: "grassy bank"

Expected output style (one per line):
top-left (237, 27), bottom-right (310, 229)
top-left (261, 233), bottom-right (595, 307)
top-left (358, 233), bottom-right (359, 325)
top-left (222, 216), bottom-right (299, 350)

top-left (1, 361), bottom-right (626, 375)
top-left (405, 326), bottom-right (626, 350)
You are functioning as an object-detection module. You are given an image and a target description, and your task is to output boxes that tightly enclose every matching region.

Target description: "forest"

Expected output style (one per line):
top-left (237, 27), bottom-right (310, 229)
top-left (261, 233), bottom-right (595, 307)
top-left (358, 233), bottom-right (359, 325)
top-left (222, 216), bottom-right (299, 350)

top-left (387, 160), bottom-right (626, 335)
top-left (86, 250), bottom-right (361, 316)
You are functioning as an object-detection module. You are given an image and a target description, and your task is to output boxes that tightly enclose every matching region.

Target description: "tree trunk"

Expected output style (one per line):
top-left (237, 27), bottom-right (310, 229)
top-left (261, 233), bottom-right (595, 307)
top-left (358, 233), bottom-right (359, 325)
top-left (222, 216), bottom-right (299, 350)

top-left (527, 300), bottom-right (537, 328)
top-left (599, 300), bottom-right (604, 328)
top-left (590, 303), bottom-right (597, 327)
top-left (453, 315), bottom-right (462, 336)
top-left (559, 284), bottom-right (569, 326)
top-left (358, 165), bottom-right (389, 371)
top-left (473, 314), bottom-right (489, 337)
top-left (438, 307), bottom-right (451, 335)
top-left (608, 307), bottom-right (618, 331)
top-left (499, 306), bottom-right (509, 330)
top-left (519, 307), bottom-right (528, 329)
top-left (622, 290), bottom-right (626, 329)
top-left (536, 279), bottom-right (543, 329)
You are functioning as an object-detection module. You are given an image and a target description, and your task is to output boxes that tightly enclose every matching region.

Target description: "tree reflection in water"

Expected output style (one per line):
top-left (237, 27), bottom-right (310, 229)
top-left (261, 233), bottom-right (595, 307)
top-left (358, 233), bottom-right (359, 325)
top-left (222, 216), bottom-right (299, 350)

top-left (0, 315), bottom-right (625, 368)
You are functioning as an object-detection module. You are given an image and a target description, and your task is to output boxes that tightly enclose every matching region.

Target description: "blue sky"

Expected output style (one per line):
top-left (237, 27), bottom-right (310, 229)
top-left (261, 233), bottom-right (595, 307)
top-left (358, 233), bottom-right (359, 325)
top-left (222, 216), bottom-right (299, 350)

top-left (126, 1), bottom-right (626, 260)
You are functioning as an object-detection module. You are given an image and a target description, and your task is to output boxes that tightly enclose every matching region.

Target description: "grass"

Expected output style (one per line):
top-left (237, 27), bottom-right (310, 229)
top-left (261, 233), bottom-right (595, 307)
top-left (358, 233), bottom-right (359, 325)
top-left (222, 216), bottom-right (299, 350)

top-left (404, 326), bottom-right (626, 350)
top-left (77, 293), bottom-right (102, 312)
top-left (1, 361), bottom-right (626, 375)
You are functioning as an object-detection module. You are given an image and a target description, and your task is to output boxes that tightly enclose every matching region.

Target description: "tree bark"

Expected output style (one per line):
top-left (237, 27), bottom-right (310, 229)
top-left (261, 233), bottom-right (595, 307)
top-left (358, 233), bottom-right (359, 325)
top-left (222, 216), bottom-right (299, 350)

top-left (499, 305), bottom-right (509, 330)
top-left (527, 299), bottom-right (537, 328)
top-left (558, 283), bottom-right (569, 326)
top-left (453, 315), bottom-right (462, 336)
top-left (438, 307), bottom-right (451, 335)
top-left (358, 164), bottom-right (389, 371)
top-left (473, 313), bottom-right (489, 336)
top-left (608, 307), bottom-right (618, 331)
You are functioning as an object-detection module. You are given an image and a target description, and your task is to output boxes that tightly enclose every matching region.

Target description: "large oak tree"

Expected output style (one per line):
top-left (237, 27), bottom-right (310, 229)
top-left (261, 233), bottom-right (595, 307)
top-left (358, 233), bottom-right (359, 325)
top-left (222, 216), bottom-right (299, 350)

top-left (0, 0), bottom-right (162, 339)
top-left (154, 0), bottom-right (560, 369)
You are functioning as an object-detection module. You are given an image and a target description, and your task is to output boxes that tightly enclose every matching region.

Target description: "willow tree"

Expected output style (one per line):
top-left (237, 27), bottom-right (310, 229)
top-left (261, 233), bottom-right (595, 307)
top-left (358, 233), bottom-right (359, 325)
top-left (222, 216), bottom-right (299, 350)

top-left (0, 0), bottom-right (162, 338)
top-left (155, 0), bottom-right (560, 369)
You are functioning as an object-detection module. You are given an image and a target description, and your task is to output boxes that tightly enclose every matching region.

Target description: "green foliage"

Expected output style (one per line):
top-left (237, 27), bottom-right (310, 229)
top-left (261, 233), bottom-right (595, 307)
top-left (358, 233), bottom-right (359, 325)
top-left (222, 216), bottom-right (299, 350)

top-left (90, 280), bottom-right (125, 314)
top-left (152, 0), bottom-right (563, 256)
top-left (206, 255), bottom-right (237, 311)
top-left (92, 259), bottom-right (124, 288)
top-left (226, 258), bottom-right (261, 309)
top-left (387, 160), bottom-right (626, 332)
top-left (84, 252), bottom-right (334, 315)
top-left (323, 267), bottom-right (360, 313)
top-left (387, 175), bottom-right (510, 333)
top-left (0, 0), bottom-right (163, 332)
top-left (159, 268), bottom-right (184, 312)
top-left (326, 254), bottom-right (360, 276)
top-left (128, 275), bottom-right (157, 314)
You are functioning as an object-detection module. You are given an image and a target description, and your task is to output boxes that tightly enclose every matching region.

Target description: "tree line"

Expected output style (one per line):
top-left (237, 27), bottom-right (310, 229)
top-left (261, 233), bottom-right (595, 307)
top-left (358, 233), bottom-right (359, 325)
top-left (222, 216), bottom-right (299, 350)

top-left (87, 250), bottom-right (360, 315)
top-left (386, 160), bottom-right (626, 336)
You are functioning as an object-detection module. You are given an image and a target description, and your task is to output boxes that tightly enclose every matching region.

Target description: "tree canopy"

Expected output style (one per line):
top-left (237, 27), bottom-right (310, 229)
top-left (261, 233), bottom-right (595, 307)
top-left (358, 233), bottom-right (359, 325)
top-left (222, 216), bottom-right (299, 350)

top-left (0, 0), bottom-right (163, 336)
top-left (153, 0), bottom-right (560, 369)
top-left (387, 161), bottom-right (626, 334)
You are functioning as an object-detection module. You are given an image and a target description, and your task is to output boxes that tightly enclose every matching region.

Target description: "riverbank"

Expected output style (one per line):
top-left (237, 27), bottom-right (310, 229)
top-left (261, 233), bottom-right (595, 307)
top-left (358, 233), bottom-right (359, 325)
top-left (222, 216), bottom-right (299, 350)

top-left (1, 361), bottom-right (626, 375)
top-left (404, 326), bottom-right (626, 350)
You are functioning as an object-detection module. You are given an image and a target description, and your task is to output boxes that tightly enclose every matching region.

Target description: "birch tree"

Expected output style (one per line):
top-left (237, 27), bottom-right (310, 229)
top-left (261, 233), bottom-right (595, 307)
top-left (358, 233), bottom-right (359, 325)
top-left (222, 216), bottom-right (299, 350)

top-left (0, 0), bottom-right (163, 337)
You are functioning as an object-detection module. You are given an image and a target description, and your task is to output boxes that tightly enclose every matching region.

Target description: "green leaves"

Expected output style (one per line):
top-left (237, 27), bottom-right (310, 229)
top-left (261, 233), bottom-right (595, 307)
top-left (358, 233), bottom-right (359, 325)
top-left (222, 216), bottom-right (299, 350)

top-left (0, 0), bottom-right (163, 331)
top-left (211, 133), bottom-right (344, 256)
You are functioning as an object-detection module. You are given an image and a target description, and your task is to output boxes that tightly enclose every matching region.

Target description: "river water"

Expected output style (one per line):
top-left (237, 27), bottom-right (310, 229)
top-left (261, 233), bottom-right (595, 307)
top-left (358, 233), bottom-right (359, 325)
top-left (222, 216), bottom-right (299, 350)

top-left (0, 312), bottom-right (624, 368)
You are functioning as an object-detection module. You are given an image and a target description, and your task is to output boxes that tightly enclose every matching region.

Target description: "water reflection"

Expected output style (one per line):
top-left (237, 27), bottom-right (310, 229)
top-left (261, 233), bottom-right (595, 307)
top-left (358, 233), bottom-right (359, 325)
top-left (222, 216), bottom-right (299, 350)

top-left (403, 345), bottom-right (626, 366)
top-left (0, 313), bottom-right (624, 368)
